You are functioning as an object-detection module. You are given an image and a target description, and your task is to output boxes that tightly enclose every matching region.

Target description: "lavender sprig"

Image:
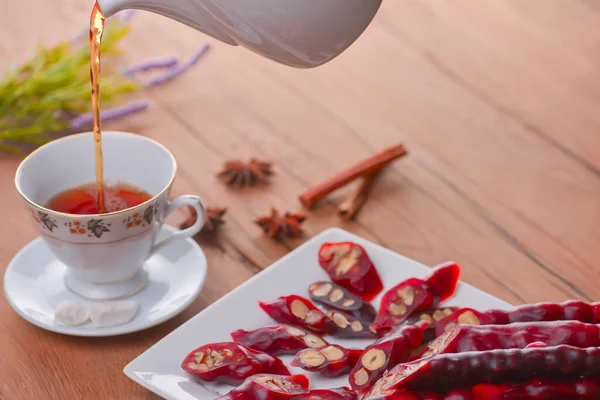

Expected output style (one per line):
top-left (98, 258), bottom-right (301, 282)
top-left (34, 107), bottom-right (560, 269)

top-left (144, 43), bottom-right (211, 88)
top-left (70, 101), bottom-right (149, 129)
top-left (0, 20), bottom-right (137, 153)
top-left (125, 57), bottom-right (179, 74)
top-left (2, 9), bottom-right (212, 154)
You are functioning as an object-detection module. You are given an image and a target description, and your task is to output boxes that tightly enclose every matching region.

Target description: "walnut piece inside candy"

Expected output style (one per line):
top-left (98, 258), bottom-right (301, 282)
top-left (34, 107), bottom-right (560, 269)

top-left (361, 348), bottom-right (386, 371)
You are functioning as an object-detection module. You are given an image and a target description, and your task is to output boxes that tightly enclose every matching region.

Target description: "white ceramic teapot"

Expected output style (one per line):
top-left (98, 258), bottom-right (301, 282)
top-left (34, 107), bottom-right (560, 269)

top-left (97, 0), bottom-right (382, 68)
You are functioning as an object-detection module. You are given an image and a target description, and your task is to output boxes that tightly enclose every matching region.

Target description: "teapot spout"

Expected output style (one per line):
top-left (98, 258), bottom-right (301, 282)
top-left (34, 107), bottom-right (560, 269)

top-left (96, 0), bottom-right (238, 45)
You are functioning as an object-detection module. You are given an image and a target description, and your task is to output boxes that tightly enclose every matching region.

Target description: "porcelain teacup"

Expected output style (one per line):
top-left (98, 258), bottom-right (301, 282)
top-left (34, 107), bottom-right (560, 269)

top-left (15, 131), bottom-right (205, 300)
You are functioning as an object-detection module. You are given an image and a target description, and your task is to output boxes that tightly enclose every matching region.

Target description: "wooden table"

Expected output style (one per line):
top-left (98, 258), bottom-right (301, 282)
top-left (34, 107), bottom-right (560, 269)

top-left (2, 0), bottom-right (600, 398)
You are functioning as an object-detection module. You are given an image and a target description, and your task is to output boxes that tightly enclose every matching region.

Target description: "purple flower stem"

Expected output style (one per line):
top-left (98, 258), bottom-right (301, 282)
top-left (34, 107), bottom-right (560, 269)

top-left (124, 57), bottom-right (179, 74)
top-left (70, 101), bottom-right (149, 129)
top-left (144, 43), bottom-right (211, 88)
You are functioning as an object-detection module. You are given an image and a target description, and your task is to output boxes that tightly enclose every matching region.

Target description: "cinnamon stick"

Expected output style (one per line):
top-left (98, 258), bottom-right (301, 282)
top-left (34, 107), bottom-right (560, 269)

top-left (338, 169), bottom-right (381, 220)
top-left (299, 143), bottom-right (407, 209)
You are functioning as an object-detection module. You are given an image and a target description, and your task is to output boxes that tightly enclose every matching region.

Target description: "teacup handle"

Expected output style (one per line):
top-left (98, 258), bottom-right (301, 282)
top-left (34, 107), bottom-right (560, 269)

top-left (149, 195), bottom-right (205, 256)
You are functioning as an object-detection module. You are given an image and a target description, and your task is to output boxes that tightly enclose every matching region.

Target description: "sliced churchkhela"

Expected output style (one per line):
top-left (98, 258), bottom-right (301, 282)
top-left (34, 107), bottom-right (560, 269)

top-left (290, 344), bottom-right (363, 377)
top-left (292, 387), bottom-right (358, 400)
top-left (435, 300), bottom-right (600, 336)
top-left (230, 325), bottom-right (328, 355)
top-left (362, 378), bottom-right (600, 399)
top-left (371, 263), bottom-right (461, 334)
top-left (259, 295), bottom-right (337, 335)
top-left (364, 344), bottom-right (600, 395)
top-left (318, 242), bottom-right (383, 301)
top-left (406, 307), bottom-right (458, 327)
top-left (404, 307), bottom-right (458, 344)
top-left (181, 342), bottom-right (289, 385)
top-left (187, 242), bottom-right (600, 399)
top-left (371, 278), bottom-right (432, 334)
top-left (421, 320), bottom-right (600, 358)
top-left (216, 374), bottom-right (309, 400)
top-left (309, 280), bottom-right (377, 322)
top-left (327, 310), bottom-right (379, 339)
top-left (348, 321), bottom-right (428, 391)
top-left (434, 308), bottom-right (485, 336)
top-left (421, 262), bottom-right (461, 304)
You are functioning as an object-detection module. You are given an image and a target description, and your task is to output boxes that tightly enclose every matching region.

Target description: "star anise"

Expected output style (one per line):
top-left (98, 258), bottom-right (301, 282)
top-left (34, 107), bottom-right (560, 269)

top-left (255, 208), bottom-right (306, 242)
top-left (217, 159), bottom-right (274, 187)
top-left (181, 206), bottom-right (227, 234)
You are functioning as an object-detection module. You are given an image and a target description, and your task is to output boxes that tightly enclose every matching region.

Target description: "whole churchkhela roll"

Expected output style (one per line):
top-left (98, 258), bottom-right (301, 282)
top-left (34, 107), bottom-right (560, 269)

top-left (365, 345), bottom-right (600, 396)
top-left (435, 300), bottom-right (600, 336)
top-left (421, 320), bottom-right (600, 358)
top-left (362, 378), bottom-right (600, 399)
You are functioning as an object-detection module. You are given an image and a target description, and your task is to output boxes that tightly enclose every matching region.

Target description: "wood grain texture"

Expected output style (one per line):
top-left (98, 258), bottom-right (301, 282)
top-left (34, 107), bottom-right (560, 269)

top-left (1, 0), bottom-right (600, 398)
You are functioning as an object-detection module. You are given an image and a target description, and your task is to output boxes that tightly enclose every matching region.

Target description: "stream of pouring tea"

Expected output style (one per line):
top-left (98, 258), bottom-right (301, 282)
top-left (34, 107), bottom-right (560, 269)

top-left (90, 0), bottom-right (107, 213)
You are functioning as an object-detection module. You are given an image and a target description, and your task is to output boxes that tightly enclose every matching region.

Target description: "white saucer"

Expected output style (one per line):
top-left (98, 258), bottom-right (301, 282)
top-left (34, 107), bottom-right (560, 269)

top-left (3, 225), bottom-right (207, 337)
top-left (64, 267), bottom-right (150, 301)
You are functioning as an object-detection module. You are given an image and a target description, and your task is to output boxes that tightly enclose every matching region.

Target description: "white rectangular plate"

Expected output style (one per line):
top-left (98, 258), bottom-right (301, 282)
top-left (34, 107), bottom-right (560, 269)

top-left (124, 228), bottom-right (512, 400)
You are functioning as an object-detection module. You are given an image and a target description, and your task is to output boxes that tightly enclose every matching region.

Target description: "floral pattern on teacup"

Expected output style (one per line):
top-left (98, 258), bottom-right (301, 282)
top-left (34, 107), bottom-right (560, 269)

top-left (123, 204), bottom-right (155, 229)
top-left (25, 192), bottom-right (167, 244)
top-left (87, 219), bottom-right (111, 238)
top-left (143, 203), bottom-right (156, 224)
top-left (31, 209), bottom-right (58, 232)
top-left (63, 219), bottom-right (112, 238)
top-left (65, 221), bottom-right (87, 236)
